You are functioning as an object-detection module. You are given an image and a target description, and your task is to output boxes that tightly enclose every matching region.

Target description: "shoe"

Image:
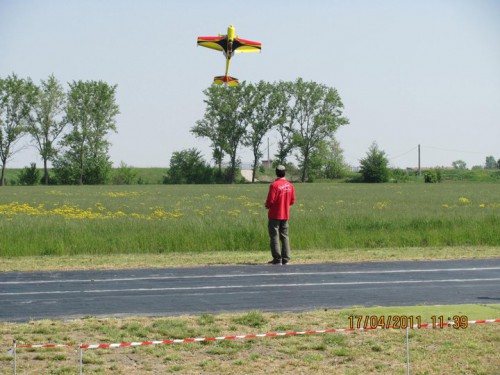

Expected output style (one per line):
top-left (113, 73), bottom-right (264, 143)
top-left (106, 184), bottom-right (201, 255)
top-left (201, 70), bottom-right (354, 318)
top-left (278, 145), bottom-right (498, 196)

top-left (282, 260), bottom-right (289, 265)
top-left (268, 259), bottom-right (281, 265)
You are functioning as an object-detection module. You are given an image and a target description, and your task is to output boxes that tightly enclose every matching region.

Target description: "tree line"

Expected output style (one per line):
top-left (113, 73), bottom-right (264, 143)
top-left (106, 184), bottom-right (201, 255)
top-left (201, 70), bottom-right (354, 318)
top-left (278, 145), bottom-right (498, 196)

top-left (190, 78), bottom-right (350, 183)
top-left (0, 74), bottom-right (119, 186)
top-left (4, 73), bottom-right (496, 186)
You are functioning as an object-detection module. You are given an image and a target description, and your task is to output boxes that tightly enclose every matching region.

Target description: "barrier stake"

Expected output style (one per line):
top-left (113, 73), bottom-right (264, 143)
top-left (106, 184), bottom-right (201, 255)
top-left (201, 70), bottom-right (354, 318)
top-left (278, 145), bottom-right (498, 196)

top-left (79, 343), bottom-right (83, 375)
top-left (13, 340), bottom-right (17, 375)
top-left (406, 327), bottom-right (410, 375)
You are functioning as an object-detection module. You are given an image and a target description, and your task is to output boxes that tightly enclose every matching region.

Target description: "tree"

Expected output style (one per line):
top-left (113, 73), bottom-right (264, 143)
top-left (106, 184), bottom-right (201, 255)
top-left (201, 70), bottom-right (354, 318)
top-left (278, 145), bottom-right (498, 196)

top-left (54, 80), bottom-right (119, 184)
top-left (273, 81), bottom-right (294, 166)
top-left (452, 160), bottom-right (467, 170)
top-left (288, 78), bottom-right (349, 182)
top-left (306, 139), bottom-right (348, 181)
top-left (192, 108), bottom-right (225, 176)
top-left (219, 83), bottom-right (252, 183)
top-left (0, 74), bottom-right (34, 186)
top-left (17, 163), bottom-right (41, 185)
top-left (26, 75), bottom-right (67, 185)
top-left (320, 138), bottom-right (348, 179)
top-left (165, 148), bottom-right (213, 184)
top-left (112, 161), bottom-right (137, 185)
top-left (359, 142), bottom-right (390, 183)
top-left (192, 84), bottom-right (250, 183)
top-left (193, 79), bottom-right (349, 183)
top-left (243, 81), bottom-right (286, 182)
top-left (485, 156), bottom-right (496, 169)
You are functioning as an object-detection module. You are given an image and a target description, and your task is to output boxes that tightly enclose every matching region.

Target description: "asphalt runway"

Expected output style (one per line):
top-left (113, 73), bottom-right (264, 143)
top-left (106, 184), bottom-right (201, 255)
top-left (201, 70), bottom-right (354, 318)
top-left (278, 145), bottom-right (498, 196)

top-left (1, 258), bottom-right (499, 322)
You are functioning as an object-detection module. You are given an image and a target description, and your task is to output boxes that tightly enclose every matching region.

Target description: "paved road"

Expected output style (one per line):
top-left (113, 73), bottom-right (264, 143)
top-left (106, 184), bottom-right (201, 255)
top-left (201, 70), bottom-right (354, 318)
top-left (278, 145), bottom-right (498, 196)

top-left (1, 259), bottom-right (499, 322)
top-left (240, 169), bottom-right (255, 182)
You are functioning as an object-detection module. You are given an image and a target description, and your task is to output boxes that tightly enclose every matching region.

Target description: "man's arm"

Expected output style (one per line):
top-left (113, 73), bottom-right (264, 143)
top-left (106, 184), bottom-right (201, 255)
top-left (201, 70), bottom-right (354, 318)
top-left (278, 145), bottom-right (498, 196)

top-left (265, 184), bottom-right (276, 209)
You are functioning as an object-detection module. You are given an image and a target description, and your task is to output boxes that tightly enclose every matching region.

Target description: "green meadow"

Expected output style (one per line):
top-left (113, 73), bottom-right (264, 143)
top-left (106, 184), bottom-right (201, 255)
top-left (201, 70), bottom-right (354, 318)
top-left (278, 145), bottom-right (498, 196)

top-left (1, 182), bottom-right (499, 259)
top-left (1, 305), bottom-right (499, 374)
top-left (1, 182), bottom-right (499, 374)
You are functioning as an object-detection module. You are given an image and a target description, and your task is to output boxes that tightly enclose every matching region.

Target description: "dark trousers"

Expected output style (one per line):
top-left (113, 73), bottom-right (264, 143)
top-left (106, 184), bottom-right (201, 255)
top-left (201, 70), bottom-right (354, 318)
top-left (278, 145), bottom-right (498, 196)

top-left (268, 219), bottom-right (290, 261)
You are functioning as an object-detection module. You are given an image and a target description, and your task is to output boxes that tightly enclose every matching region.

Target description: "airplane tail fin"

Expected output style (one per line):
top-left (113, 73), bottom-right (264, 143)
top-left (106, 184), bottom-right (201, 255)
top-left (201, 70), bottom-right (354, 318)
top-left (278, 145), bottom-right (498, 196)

top-left (214, 75), bottom-right (239, 87)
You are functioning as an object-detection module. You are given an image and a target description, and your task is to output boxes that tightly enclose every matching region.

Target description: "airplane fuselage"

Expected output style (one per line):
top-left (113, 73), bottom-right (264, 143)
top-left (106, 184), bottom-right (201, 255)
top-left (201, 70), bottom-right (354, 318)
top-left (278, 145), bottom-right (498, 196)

top-left (223, 25), bottom-right (237, 76)
top-left (197, 24), bottom-right (261, 87)
top-left (223, 26), bottom-right (236, 58)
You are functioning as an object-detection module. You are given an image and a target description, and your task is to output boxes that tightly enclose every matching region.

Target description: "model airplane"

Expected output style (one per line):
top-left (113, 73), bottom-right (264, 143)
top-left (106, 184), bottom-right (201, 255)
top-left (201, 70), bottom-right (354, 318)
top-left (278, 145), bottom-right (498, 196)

top-left (197, 25), bottom-right (262, 86)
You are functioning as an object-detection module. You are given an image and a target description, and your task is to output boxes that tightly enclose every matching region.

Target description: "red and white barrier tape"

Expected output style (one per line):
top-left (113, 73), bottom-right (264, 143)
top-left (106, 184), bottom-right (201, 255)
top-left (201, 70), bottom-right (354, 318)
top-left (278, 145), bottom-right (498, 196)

top-left (15, 319), bottom-right (500, 350)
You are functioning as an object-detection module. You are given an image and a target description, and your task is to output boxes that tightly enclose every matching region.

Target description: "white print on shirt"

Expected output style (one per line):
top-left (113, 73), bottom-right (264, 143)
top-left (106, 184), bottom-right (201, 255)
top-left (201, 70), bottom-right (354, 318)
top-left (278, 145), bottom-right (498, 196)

top-left (278, 183), bottom-right (292, 192)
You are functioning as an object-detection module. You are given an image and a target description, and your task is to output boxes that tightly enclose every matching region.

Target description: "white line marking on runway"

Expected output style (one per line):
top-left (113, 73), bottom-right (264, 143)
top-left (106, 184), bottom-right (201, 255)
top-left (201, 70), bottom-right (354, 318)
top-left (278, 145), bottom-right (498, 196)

top-left (1, 267), bottom-right (499, 285)
top-left (2, 278), bottom-right (499, 296)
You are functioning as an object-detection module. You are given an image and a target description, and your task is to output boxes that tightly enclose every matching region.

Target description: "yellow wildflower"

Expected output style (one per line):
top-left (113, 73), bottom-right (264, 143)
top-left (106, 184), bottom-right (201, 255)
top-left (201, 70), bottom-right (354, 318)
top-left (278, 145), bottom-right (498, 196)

top-left (373, 202), bottom-right (387, 210)
top-left (458, 197), bottom-right (470, 205)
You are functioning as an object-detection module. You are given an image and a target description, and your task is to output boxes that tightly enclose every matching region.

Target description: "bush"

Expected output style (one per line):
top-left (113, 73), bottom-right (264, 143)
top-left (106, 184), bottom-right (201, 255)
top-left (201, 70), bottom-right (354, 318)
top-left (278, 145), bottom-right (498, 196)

top-left (424, 169), bottom-right (442, 183)
top-left (390, 168), bottom-right (409, 183)
top-left (490, 171), bottom-right (500, 180)
top-left (52, 153), bottom-right (113, 185)
top-left (17, 163), bottom-right (40, 185)
top-left (359, 142), bottom-right (389, 183)
top-left (112, 162), bottom-right (137, 185)
top-left (164, 148), bottom-right (214, 184)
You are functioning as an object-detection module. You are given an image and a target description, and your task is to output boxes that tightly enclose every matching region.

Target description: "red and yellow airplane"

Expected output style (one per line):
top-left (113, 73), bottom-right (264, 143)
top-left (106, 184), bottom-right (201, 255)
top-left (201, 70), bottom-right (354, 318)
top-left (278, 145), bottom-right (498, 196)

top-left (197, 25), bottom-right (262, 87)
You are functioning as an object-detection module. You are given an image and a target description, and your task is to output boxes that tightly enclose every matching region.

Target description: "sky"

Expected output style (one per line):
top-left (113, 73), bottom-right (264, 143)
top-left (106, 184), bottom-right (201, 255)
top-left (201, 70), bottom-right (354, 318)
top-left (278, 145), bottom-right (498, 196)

top-left (1, 0), bottom-right (499, 170)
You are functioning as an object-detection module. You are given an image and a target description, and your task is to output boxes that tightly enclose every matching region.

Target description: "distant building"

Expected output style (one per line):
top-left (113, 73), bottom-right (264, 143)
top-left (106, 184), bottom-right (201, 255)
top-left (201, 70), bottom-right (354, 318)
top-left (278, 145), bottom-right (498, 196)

top-left (261, 160), bottom-right (273, 169)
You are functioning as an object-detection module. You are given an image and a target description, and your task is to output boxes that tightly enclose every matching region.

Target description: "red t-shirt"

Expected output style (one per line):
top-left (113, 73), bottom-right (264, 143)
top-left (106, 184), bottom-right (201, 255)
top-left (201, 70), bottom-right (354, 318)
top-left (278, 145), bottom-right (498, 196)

top-left (265, 178), bottom-right (296, 220)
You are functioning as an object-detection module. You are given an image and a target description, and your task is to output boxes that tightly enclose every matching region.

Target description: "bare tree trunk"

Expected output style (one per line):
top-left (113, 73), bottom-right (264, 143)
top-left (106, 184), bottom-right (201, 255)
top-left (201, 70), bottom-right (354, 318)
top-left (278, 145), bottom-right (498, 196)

top-left (0, 163), bottom-right (5, 186)
top-left (229, 152), bottom-right (238, 184)
top-left (79, 157), bottom-right (84, 185)
top-left (43, 158), bottom-right (49, 185)
top-left (301, 148), bottom-right (310, 182)
top-left (252, 159), bottom-right (258, 183)
top-left (79, 142), bottom-right (84, 185)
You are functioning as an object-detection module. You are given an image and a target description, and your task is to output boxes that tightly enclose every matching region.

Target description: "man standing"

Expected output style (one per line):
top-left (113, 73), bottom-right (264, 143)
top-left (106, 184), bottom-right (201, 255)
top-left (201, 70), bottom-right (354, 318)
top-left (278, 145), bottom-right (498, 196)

top-left (265, 165), bottom-right (296, 265)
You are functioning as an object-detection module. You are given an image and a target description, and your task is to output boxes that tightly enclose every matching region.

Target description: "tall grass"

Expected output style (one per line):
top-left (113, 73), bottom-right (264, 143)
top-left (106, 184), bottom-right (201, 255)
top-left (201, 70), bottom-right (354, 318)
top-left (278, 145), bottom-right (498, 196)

top-left (1, 183), bottom-right (499, 257)
top-left (3, 167), bottom-right (167, 185)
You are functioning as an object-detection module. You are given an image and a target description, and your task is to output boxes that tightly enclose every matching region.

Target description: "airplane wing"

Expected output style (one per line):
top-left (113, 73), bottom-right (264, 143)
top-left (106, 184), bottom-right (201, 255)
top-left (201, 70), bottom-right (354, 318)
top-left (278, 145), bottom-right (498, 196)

top-left (233, 38), bottom-right (262, 53)
top-left (197, 36), bottom-right (261, 54)
top-left (197, 36), bottom-right (228, 53)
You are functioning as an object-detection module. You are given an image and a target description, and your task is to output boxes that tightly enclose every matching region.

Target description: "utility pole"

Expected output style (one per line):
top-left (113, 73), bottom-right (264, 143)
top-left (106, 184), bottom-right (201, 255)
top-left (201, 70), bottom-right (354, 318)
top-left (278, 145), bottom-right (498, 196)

top-left (267, 137), bottom-right (270, 167)
top-left (267, 137), bottom-right (271, 163)
top-left (418, 144), bottom-right (421, 176)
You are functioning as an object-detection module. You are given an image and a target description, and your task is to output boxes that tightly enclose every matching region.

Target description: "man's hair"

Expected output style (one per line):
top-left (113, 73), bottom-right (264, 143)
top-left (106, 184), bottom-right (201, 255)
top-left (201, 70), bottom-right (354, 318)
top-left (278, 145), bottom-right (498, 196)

top-left (276, 169), bottom-right (286, 178)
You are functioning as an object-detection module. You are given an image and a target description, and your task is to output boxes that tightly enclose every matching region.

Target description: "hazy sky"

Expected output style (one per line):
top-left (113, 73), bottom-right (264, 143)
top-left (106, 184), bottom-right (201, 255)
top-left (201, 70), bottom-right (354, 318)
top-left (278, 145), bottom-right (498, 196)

top-left (1, 0), bottom-right (499, 169)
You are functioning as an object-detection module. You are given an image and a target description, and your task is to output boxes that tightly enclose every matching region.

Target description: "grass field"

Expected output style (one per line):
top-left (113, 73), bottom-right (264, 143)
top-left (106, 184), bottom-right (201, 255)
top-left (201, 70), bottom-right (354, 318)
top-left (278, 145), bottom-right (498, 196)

top-left (1, 182), bottom-right (499, 373)
top-left (1, 182), bottom-right (499, 259)
top-left (1, 305), bottom-right (499, 374)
